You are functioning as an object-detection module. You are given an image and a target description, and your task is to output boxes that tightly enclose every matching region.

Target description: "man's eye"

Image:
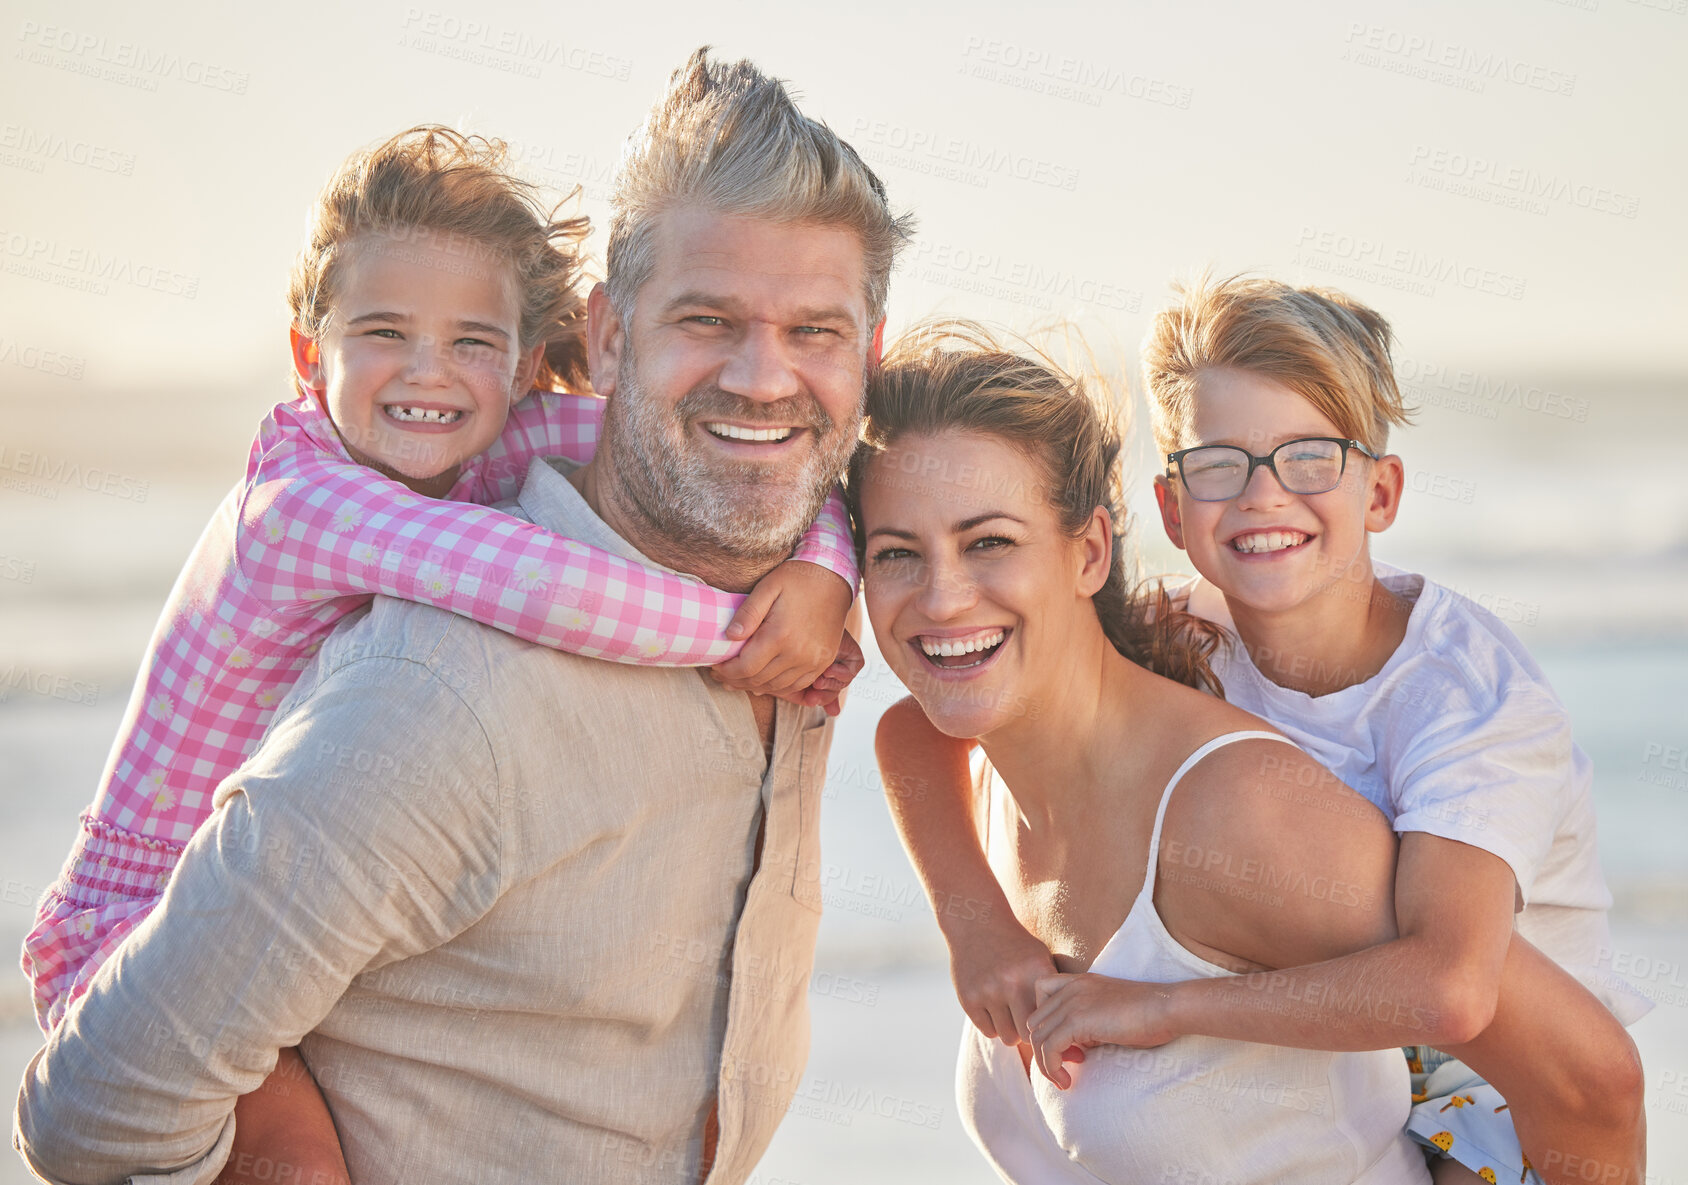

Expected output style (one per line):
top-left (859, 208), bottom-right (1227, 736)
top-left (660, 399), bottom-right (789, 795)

top-left (794, 325), bottom-right (832, 336)
top-left (687, 315), bottom-right (725, 327)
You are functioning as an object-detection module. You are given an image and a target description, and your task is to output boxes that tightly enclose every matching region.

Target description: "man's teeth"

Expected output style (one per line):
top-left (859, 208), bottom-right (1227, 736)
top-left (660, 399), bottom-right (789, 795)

top-left (384, 405), bottom-right (463, 424)
top-left (919, 631), bottom-right (1005, 659)
top-left (1232, 531), bottom-right (1309, 554)
top-left (705, 422), bottom-right (795, 443)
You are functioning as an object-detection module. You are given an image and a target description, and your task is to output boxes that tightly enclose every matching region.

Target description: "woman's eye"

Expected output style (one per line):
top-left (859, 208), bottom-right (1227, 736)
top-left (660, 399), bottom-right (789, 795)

top-left (968, 535), bottom-right (1014, 552)
top-left (369, 328), bottom-right (402, 340)
top-left (871, 546), bottom-right (914, 565)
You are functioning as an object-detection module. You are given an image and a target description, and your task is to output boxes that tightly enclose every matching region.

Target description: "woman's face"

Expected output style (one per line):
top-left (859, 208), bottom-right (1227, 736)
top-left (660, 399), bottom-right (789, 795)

top-left (859, 429), bottom-right (1111, 739)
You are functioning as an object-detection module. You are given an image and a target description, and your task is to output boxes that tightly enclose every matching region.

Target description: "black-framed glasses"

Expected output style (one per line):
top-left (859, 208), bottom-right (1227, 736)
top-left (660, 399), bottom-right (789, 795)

top-left (1166, 437), bottom-right (1379, 502)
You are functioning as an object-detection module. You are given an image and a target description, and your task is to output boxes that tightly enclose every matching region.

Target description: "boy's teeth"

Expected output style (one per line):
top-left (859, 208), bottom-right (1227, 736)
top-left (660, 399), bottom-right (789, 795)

top-left (1233, 531), bottom-right (1309, 554)
top-left (384, 405), bottom-right (463, 424)
top-left (919, 630), bottom-right (1005, 658)
top-left (705, 422), bottom-right (795, 443)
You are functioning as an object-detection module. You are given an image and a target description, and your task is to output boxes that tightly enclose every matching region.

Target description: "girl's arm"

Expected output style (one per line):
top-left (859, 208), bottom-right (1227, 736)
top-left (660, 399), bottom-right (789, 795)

top-left (471, 388), bottom-right (860, 602)
top-left (250, 394), bottom-right (857, 668)
top-left (875, 696), bottom-right (1056, 1045)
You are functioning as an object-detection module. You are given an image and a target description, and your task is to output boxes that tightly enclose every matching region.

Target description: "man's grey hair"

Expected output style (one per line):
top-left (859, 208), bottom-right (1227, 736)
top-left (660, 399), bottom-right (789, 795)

top-left (606, 47), bottom-right (914, 326)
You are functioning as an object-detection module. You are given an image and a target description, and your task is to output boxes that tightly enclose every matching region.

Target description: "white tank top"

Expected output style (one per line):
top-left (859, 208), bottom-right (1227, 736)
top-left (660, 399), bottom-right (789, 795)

top-left (957, 731), bottom-right (1431, 1185)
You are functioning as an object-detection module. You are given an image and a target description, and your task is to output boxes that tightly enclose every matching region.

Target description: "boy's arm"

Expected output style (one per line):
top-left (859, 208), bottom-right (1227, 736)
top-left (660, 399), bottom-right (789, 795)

top-left (875, 696), bottom-right (1056, 1045)
top-left (1151, 832), bottom-right (1515, 1051)
top-left (1029, 824), bottom-right (1646, 1185)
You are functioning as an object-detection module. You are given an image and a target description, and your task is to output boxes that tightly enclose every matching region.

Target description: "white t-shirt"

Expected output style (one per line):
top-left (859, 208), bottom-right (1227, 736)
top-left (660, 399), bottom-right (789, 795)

top-left (1183, 564), bottom-right (1649, 1024)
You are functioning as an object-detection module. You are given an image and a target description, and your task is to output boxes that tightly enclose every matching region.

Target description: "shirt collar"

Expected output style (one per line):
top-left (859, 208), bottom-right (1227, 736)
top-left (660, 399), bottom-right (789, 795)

top-left (512, 456), bottom-right (691, 578)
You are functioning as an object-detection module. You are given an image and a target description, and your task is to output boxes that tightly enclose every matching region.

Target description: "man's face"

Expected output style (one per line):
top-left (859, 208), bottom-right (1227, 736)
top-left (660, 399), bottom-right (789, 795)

top-left (592, 207), bottom-right (872, 562)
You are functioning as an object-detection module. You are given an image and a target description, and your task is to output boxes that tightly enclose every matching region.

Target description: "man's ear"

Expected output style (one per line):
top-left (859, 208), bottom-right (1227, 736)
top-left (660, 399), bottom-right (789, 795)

top-left (1365, 453), bottom-right (1406, 533)
top-left (587, 283), bottom-right (625, 398)
top-left (868, 318), bottom-right (886, 370)
top-left (1077, 504), bottom-right (1114, 598)
top-left (1153, 474), bottom-right (1187, 550)
top-left (289, 328), bottom-right (325, 392)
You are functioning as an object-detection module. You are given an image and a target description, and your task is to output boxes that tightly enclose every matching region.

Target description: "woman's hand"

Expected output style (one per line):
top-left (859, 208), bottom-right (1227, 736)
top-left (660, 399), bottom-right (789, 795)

top-left (1027, 973), bottom-right (1177, 1089)
top-left (949, 916), bottom-right (1059, 1047)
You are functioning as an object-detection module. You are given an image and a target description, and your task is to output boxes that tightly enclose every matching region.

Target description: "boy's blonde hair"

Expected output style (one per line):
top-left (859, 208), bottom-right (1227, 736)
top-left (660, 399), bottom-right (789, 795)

top-left (1141, 274), bottom-right (1413, 457)
top-left (606, 47), bottom-right (913, 325)
top-left (289, 125), bottom-right (591, 392)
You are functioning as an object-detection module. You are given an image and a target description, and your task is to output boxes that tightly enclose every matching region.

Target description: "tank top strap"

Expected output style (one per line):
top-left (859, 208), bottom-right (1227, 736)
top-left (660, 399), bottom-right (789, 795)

top-left (1136, 730), bottom-right (1302, 905)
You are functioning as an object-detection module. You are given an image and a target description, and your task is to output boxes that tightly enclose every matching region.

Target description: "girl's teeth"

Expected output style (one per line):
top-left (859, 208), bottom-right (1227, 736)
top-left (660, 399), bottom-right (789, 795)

top-left (384, 406), bottom-right (463, 424)
top-left (919, 630), bottom-right (1005, 658)
top-left (705, 423), bottom-right (795, 443)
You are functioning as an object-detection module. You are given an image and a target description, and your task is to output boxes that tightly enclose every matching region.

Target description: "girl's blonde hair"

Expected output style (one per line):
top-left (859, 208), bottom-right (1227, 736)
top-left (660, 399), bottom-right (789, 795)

top-left (848, 322), bottom-right (1224, 695)
top-left (1141, 273), bottom-right (1413, 457)
top-left (288, 125), bottom-right (592, 392)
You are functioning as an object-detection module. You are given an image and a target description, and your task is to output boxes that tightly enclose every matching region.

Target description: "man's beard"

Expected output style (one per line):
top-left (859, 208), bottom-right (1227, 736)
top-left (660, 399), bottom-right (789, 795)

top-left (603, 347), bottom-right (862, 565)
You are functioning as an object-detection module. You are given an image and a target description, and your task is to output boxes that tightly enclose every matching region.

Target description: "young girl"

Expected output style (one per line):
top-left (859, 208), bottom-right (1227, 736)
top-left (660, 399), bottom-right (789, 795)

top-left (876, 278), bottom-right (1647, 1185)
top-left (23, 125), bottom-right (861, 1038)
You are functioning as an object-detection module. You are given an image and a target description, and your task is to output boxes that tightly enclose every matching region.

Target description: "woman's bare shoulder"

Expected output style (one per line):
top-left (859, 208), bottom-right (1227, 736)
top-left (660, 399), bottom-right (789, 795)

top-left (1154, 734), bottom-right (1399, 970)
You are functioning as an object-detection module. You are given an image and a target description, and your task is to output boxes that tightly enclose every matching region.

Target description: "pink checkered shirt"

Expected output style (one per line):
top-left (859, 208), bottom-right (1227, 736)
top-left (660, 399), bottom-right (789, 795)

top-left (21, 387), bottom-right (858, 1032)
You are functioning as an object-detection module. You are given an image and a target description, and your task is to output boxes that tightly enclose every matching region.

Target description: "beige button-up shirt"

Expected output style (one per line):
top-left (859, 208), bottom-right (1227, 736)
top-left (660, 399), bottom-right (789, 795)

top-left (16, 456), bottom-right (831, 1185)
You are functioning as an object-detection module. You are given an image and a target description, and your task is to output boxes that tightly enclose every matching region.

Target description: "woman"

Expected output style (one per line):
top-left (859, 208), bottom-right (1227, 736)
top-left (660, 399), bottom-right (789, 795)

top-left (850, 325), bottom-right (1430, 1184)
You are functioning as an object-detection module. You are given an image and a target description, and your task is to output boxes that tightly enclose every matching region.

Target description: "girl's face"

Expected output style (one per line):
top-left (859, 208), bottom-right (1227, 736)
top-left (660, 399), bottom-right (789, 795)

top-left (1154, 367), bottom-right (1403, 620)
top-left (293, 232), bottom-right (542, 496)
top-left (860, 429), bottom-right (1111, 739)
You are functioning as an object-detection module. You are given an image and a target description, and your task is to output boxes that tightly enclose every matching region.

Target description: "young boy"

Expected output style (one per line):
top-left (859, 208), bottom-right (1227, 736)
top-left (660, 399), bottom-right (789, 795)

top-left (877, 276), bottom-right (1648, 1185)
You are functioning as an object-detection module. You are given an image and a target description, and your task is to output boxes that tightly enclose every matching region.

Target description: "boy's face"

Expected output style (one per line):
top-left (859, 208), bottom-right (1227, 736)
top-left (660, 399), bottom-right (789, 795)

top-left (292, 233), bottom-right (542, 496)
top-left (1154, 367), bottom-right (1404, 619)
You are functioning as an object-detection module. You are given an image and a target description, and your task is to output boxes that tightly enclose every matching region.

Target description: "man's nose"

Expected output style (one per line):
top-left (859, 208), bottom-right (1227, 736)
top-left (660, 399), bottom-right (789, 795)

top-left (717, 326), bottom-right (802, 404)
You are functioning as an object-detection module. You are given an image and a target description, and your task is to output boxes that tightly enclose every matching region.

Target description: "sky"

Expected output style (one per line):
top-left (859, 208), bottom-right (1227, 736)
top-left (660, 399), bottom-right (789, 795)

top-left (1, 0), bottom-right (1684, 634)
top-left (1, 0), bottom-right (1681, 389)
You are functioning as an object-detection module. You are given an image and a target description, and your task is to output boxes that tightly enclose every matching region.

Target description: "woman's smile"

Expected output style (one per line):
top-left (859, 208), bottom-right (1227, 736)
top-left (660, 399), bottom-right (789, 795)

top-left (912, 626), bottom-right (1013, 674)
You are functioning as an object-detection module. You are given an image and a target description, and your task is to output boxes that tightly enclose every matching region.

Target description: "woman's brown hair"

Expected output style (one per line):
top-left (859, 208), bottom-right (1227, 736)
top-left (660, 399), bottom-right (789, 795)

top-left (288, 125), bottom-right (592, 392)
top-left (848, 322), bottom-right (1225, 696)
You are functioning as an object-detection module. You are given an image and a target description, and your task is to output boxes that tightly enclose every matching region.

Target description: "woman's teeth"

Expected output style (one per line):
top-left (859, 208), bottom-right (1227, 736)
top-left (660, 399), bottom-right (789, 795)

top-left (705, 422), bottom-right (794, 443)
top-left (1232, 531), bottom-right (1309, 554)
top-left (384, 405), bottom-right (463, 424)
top-left (919, 630), bottom-right (1006, 668)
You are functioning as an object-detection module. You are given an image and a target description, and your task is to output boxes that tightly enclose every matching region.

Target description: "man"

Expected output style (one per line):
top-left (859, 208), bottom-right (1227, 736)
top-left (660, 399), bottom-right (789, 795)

top-left (16, 48), bottom-right (910, 1185)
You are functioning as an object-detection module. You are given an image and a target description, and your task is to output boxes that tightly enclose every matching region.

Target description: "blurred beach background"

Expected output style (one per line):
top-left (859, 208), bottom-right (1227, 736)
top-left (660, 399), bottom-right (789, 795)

top-left (2, 1), bottom-right (1685, 1179)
